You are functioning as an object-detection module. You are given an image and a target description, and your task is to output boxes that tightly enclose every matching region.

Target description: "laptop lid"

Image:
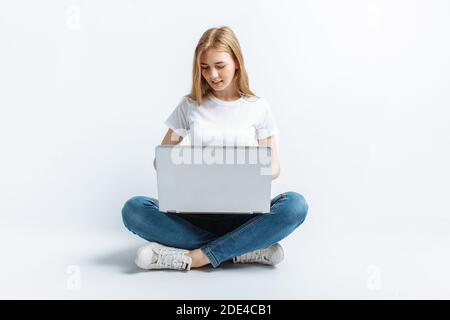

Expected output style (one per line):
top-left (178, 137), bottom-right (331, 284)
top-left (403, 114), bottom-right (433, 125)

top-left (155, 145), bottom-right (272, 214)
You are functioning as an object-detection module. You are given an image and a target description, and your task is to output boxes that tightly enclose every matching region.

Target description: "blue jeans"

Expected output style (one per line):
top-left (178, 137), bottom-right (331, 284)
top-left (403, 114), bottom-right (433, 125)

top-left (121, 192), bottom-right (308, 268)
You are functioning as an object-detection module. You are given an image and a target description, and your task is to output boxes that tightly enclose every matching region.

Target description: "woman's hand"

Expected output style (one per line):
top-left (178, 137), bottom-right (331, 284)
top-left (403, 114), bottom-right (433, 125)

top-left (258, 136), bottom-right (281, 180)
top-left (154, 128), bottom-right (184, 171)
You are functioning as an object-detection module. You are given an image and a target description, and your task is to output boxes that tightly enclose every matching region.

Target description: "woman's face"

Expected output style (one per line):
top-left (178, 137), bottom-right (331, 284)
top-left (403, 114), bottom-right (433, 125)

top-left (200, 49), bottom-right (238, 94)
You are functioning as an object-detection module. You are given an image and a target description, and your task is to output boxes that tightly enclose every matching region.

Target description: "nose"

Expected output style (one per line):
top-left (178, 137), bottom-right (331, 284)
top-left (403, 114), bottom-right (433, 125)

top-left (207, 68), bottom-right (219, 79)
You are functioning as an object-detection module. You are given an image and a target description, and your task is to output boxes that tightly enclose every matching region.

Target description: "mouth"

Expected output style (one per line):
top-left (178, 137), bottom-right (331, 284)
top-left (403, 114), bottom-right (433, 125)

top-left (211, 80), bottom-right (223, 86)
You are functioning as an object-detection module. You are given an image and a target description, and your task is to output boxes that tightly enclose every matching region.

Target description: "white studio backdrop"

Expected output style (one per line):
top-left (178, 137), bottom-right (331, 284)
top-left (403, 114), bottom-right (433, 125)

top-left (1, 0), bottom-right (450, 298)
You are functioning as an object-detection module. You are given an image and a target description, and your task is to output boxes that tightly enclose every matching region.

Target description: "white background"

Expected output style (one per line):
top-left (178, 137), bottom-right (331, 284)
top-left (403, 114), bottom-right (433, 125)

top-left (1, 0), bottom-right (449, 299)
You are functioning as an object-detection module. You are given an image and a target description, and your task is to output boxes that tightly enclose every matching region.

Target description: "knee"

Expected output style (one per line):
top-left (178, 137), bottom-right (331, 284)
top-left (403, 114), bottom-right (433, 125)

top-left (283, 192), bottom-right (309, 227)
top-left (121, 196), bottom-right (148, 230)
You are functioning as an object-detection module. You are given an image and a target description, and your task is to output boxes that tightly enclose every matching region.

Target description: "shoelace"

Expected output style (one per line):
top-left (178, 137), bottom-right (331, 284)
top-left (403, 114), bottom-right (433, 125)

top-left (238, 248), bottom-right (269, 263)
top-left (153, 250), bottom-right (190, 270)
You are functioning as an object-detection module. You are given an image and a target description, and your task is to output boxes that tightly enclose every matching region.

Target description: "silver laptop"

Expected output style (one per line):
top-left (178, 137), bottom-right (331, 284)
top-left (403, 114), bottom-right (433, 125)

top-left (155, 145), bottom-right (272, 214)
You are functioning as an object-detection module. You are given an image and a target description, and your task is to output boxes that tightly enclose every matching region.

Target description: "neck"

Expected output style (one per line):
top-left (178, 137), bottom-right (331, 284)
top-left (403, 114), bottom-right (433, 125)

top-left (212, 83), bottom-right (240, 101)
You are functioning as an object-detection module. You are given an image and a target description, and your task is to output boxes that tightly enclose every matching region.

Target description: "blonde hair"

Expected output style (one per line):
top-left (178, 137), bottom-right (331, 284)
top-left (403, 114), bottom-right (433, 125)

top-left (187, 26), bottom-right (256, 106)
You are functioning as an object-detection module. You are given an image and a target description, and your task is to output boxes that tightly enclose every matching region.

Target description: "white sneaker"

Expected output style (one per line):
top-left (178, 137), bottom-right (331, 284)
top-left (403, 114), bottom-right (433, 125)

top-left (135, 242), bottom-right (192, 271)
top-left (233, 243), bottom-right (284, 266)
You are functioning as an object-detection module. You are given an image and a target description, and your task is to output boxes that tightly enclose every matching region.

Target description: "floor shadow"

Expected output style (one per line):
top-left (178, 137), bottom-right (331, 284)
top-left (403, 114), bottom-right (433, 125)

top-left (219, 262), bottom-right (277, 272)
top-left (94, 246), bottom-right (145, 274)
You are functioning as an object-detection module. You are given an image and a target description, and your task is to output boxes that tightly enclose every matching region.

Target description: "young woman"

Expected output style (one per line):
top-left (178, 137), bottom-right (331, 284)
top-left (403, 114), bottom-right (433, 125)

top-left (121, 26), bottom-right (308, 271)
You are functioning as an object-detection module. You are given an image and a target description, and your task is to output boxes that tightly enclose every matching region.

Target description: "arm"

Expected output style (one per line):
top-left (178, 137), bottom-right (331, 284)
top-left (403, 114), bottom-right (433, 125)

top-left (258, 135), bottom-right (281, 180)
top-left (153, 128), bottom-right (184, 170)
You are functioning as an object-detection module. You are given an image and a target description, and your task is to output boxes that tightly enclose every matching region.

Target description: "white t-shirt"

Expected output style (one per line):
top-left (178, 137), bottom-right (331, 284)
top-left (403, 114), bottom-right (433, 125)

top-left (164, 94), bottom-right (278, 146)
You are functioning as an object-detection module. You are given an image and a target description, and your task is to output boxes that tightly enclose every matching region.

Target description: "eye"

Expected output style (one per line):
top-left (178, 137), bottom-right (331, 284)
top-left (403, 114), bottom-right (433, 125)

top-left (217, 65), bottom-right (225, 69)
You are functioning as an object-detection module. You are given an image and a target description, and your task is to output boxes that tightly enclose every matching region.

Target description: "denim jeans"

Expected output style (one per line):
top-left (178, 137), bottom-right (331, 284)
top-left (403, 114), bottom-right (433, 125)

top-left (121, 191), bottom-right (308, 268)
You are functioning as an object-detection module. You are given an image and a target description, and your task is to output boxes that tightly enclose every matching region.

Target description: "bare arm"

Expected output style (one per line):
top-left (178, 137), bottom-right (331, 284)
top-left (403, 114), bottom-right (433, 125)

top-left (258, 135), bottom-right (281, 180)
top-left (153, 128), bottom-right (184, 170)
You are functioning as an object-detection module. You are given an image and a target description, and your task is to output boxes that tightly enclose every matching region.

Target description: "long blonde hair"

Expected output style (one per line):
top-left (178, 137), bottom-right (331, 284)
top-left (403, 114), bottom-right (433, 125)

top-left (187, 26), bottom-right (256, 106)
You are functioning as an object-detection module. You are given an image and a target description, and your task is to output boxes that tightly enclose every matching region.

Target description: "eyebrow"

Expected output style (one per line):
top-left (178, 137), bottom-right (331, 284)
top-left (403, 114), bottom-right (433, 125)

top-left (200, 61), bottom-right (226, 65)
